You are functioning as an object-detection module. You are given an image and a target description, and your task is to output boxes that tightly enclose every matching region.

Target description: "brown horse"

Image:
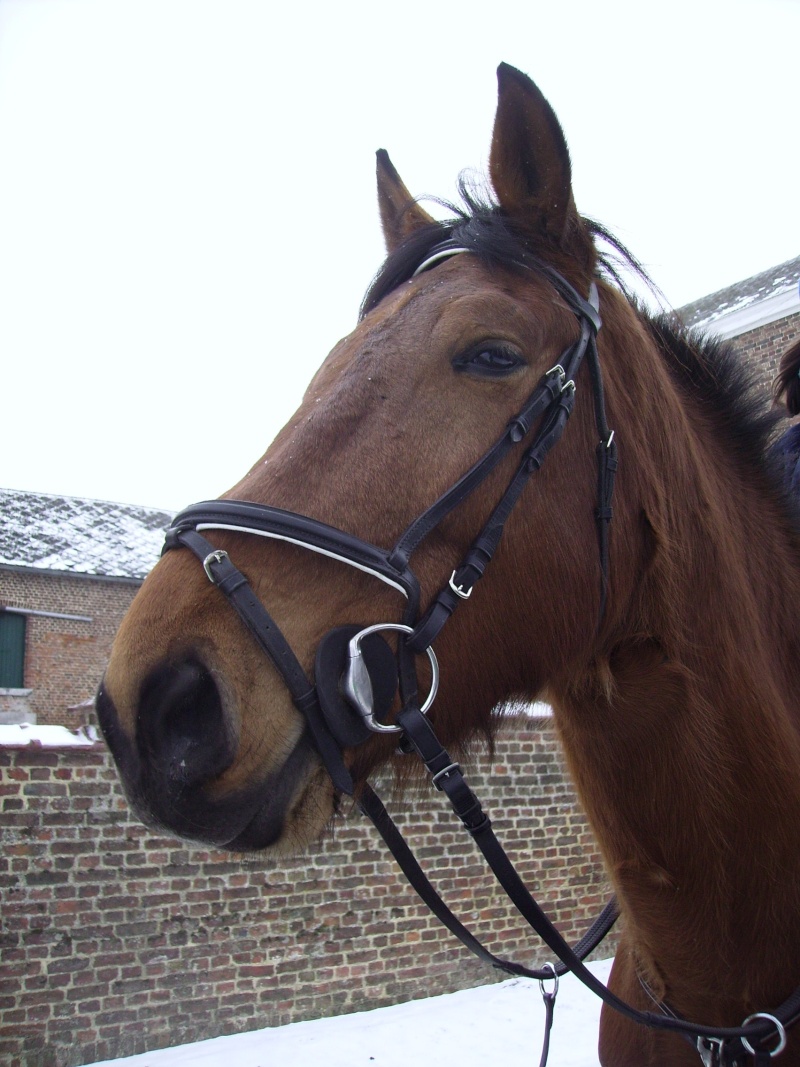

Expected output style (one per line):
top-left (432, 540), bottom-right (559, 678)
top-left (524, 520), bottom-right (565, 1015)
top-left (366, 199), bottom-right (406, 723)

top-left (97, 65), bottom-right (800, 1065)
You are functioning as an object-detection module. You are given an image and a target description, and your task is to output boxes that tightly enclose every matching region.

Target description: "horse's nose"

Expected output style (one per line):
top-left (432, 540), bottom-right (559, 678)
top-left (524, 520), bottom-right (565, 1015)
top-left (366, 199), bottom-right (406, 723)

top-left (137, 659), bottom-right (236, 789)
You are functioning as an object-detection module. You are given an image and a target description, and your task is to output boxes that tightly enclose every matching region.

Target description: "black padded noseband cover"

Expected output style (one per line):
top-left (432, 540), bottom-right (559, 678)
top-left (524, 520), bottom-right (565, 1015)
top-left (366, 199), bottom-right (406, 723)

top-left (315, 626), bottom-right (398, 747)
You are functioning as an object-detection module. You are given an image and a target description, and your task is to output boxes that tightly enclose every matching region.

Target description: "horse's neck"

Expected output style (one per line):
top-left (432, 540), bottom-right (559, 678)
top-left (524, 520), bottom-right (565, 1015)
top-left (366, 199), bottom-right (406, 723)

top-left (554, 481), bottom-right (800, 1020)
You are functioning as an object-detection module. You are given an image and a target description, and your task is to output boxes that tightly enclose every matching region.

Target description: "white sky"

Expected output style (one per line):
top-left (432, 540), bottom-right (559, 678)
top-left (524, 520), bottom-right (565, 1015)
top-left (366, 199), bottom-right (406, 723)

top-left (1, 0), bottom-right (798, 511)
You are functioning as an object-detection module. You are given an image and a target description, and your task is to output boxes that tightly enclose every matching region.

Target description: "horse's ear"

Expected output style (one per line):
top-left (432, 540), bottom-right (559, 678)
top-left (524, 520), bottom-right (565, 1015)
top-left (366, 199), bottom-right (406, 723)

top-left (376, 148), bottom-right (436, 253)
top-left (489, 64), bottom-right (587, 256)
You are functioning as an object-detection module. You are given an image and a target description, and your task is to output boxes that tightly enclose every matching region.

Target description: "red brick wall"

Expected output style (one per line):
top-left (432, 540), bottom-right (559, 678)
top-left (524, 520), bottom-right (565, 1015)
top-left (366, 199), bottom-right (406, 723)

top-left (0, 716), bottom-right (616, 1067)
top-left (728, 310), bottom-right (800, 401)
top-left (0, 570), bottom-right (139, 726)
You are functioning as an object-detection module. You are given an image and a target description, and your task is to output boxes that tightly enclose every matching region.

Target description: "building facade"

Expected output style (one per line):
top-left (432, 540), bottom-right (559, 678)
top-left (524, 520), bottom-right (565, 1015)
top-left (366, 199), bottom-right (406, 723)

top-left (678, 253), bottom-right (800, 397)
top-left (0, 491), bottom-right (170, 727)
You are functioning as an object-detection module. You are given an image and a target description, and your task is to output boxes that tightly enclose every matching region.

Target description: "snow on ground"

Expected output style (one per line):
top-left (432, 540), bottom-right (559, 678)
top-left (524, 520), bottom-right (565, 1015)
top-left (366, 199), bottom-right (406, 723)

top-left (85, 959), bottom-right (613, 1067)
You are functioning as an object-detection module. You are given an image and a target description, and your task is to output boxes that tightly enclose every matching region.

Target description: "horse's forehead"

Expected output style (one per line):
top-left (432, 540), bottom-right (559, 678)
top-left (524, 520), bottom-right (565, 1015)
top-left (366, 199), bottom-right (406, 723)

top-left (428, 290), bottom-right (548, 349)
top-left (358, 261), bottom-right (556, 349)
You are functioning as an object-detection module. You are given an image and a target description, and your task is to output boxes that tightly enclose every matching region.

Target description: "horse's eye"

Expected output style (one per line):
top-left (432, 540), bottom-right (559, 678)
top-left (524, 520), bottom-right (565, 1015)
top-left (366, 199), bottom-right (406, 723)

top-left (453, 343), bottom-right (525, 378)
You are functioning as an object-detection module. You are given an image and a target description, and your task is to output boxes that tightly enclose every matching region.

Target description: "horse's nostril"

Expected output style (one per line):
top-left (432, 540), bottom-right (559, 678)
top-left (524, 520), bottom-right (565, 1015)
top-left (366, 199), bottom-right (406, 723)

top-left (138, 659), bottom-right (234, 788)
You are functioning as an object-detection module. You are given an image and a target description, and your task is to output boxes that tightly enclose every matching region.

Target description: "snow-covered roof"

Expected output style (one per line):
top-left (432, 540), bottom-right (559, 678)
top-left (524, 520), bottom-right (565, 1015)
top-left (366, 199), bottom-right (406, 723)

top-left (0, 488), bottom-right (173, 580)
top-left (678, 254), bottom-right (800, 339)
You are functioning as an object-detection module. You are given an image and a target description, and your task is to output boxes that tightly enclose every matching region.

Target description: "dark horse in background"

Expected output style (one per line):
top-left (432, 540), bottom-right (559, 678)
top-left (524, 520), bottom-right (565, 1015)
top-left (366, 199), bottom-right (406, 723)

top-left (97, 66), bottom-right (800, 1065)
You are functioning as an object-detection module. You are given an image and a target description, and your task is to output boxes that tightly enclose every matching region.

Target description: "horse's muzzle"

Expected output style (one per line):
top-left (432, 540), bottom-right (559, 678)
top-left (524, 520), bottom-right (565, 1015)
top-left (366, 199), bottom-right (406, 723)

top-left (96, 659), bottom-right (315, 850)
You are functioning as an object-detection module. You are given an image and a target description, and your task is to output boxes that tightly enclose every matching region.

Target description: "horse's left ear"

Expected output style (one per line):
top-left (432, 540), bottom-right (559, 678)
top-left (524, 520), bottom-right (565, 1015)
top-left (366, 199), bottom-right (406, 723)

top-left (490, 64), bottom-right (589, 258)
top-left (376, 148), bottom-right (436, 253)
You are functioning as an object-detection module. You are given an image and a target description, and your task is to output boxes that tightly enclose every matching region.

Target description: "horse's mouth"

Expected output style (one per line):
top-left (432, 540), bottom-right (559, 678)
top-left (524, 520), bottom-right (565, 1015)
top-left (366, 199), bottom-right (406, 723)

top-left (96, 661), bottom-right (331, 852)
top-left (223, 757), bottom-right (336, 852)
top-left (208, 733), bottom-right (326, 851)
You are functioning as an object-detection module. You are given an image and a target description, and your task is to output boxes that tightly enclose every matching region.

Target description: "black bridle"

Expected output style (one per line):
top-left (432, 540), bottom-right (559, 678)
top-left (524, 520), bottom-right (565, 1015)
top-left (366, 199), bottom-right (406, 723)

top-left (162, 247), bottom-right (797, 1065)
top-left (164, 243), bottom-right (614, 795)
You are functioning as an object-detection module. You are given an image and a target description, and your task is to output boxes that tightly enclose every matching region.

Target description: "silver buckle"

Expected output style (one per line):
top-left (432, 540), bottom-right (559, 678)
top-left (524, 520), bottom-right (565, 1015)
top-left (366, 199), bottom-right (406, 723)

top-left (538, 962), bottom-right (559, 1000)
top-left (202, 550), bottom-right (229, 583)
top-left (448, 571), bottom-right (472, 600)
top-left (696, 1037), bottom-right (724, 1067)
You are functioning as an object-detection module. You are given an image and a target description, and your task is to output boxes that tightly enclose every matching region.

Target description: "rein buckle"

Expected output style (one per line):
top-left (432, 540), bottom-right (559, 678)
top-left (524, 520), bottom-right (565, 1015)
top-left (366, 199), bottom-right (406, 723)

top-left (431, 761), bottom-right (461, 790)
top-left (449, 571), bottom-right (473, 600)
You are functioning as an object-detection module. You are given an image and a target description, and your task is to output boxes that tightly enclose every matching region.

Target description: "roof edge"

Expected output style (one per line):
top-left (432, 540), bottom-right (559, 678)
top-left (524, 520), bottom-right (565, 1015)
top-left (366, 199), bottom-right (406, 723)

top-left (0, 562), bottom-right (144, 585)
top-left (692, 284), bottom-right (800, 340)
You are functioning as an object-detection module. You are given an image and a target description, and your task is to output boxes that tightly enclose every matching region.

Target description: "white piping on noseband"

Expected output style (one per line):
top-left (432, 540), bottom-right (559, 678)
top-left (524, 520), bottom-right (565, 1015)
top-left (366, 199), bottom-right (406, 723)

top-left (411, 247), bottom-right (471, 277)
top-left (195, 523), bottom-right (409, 598)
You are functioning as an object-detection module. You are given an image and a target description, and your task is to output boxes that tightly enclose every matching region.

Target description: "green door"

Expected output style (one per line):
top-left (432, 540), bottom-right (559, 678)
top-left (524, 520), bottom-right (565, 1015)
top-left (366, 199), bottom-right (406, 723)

top-left (0, 613), bottom-right (26, 688)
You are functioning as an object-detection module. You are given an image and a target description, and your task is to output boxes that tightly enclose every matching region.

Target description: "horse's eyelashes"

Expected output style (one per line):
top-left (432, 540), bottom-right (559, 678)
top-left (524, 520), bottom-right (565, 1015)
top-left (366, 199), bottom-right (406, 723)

top-left (453, 342), bottom-right (525, 378)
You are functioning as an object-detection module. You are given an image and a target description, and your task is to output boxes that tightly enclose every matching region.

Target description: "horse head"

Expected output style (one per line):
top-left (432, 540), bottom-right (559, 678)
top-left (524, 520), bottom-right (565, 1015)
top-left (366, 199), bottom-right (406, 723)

top-left (97, 66), bottom-right (657, 854)
top-left (95, 61), bottom-right (800, 1066)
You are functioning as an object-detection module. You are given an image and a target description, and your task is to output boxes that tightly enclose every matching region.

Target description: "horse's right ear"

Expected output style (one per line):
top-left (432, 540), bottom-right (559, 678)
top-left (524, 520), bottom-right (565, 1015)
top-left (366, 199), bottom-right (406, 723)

top-left (376, 149), bottom-right (435, 253)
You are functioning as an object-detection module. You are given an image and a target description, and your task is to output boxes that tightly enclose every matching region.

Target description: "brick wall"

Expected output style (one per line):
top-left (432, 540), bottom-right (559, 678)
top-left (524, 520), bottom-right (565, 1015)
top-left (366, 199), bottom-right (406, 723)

top-left (0, 570), bottom-right (139, 726)
top-left (0, 715), bottom-right (616, 1067)
top-left (728, 310), bottom-right (800, 401)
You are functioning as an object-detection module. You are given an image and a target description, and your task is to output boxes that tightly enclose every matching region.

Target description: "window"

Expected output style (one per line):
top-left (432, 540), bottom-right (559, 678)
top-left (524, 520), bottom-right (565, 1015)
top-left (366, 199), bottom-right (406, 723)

top-left (0, 612), bottom-right (26, 688)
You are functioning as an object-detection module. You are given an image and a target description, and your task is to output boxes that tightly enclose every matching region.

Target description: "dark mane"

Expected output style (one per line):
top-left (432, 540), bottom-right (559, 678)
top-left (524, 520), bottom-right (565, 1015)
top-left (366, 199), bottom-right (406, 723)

top-left (644, 314), bottom-right (793, 507)
top-left (360, 183), bottom-right (655, 319)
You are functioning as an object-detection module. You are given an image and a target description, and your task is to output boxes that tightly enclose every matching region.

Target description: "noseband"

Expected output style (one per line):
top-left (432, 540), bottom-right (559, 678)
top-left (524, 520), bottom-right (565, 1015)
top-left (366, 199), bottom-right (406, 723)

top-left (161, 247), bottom-right (799, 1065)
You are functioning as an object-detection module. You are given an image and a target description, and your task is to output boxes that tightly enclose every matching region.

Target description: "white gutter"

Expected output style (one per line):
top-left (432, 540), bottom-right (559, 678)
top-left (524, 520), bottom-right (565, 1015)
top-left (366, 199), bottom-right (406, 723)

top-left (693, 283), bottom-right (800, 340)
top-left (1, 605), bottom-right (92, 623)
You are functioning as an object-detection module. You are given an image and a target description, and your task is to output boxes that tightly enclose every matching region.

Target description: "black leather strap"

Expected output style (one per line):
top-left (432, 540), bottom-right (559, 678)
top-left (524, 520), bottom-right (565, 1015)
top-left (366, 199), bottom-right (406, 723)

top-left (409, 386), bottom-right (577, 653)
top-left (168, 500), bottom-right (422, 620)
top-left (167, 528), bottom-right (355, 796)
top-left (387, 366), bottom-right (566, 571)
top-left (387, 703), bottom-right (800, 1061)
top-left (358, 782), bottom-right (619, 982)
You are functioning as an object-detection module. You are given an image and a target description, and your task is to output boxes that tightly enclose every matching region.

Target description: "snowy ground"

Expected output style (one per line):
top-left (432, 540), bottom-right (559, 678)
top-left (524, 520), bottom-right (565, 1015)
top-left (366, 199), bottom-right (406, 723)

top-left (86, 959), bottom-right (613, 1067)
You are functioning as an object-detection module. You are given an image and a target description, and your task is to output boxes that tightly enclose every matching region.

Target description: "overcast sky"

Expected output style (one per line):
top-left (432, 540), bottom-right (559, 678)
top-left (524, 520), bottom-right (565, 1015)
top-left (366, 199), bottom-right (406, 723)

top-left (2, 0), bottom-right (798, 511)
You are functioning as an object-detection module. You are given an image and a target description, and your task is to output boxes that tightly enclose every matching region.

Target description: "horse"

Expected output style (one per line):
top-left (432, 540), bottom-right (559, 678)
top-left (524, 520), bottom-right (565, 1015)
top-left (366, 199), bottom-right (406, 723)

top-left (96, 64), bottom-right (800, 1066)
